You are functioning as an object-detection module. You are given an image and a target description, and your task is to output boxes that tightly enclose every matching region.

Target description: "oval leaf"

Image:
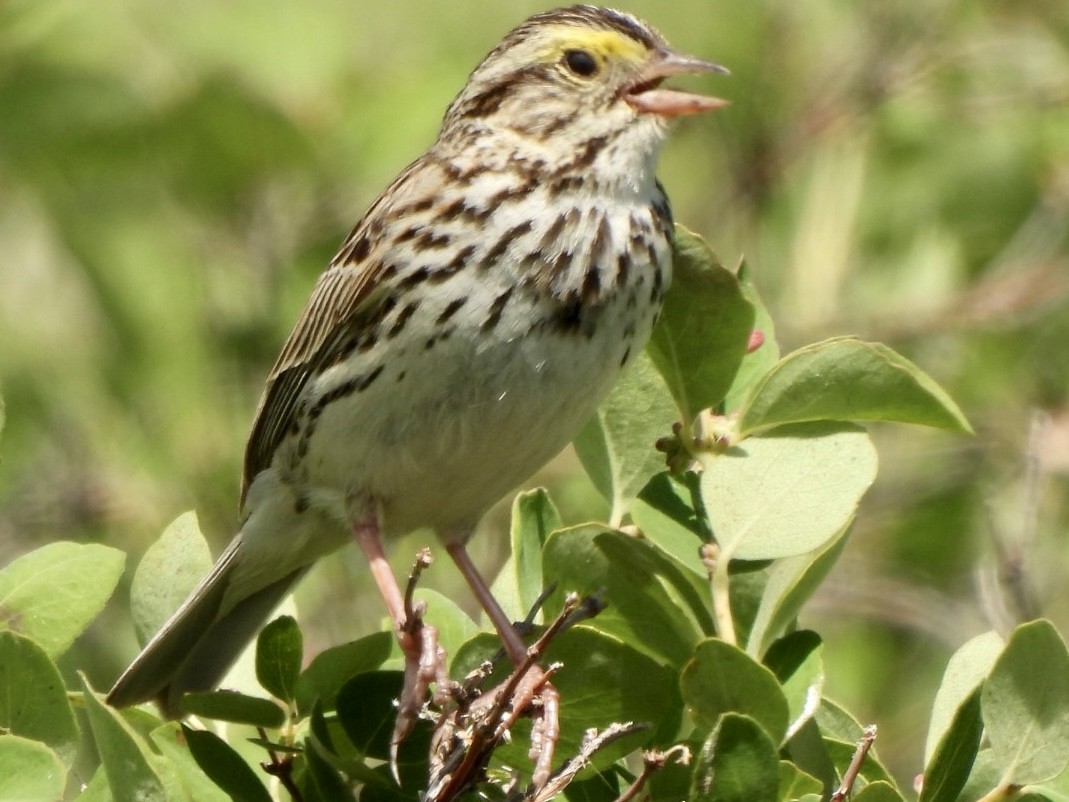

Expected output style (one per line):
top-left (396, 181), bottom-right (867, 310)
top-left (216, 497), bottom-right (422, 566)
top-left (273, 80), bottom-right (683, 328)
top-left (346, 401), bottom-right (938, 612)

top-left (574, 351), bottom-right (679, 525)
top-left (179, 690), bottom-right (286, 728)
top-left (131, 511), bottom-right (213, 646)
top-left (256, 615), bottom-right (303, 704)
top-left (681, 638), bottom-right (790, 742)
top-left (746, 526), bottom-right (850, 656)
top-left (294, 631), bottom-right (393, 716)
top-left (924, 630), bottom-right (1003, 764)
top-left (0, 541), bottom-right (125, 658)
top-left (80, 673), bottom-right (169, 802)
top-left (0, 735), bottom-right (66, 802)
top-left (412, 588), bottom-right (479, 662)
top-left (763, 631), bottom-right (825, 740)
top-left (494, 627), bottom-right (679, 772)
top-left (336, 670), bottom-right (431, 771)
top-left (632, 472), bottom-right (708, 576)
top-left (700, 422), bottom-right (877, 560)
top-left (854, 781), bottom-right (906, 802)
top-left (982, 619), bottom-right (1069, 785)
top-left (919, 690), bottom-right (984, 802)
top-left (690, 713), bottom-right (780, 802)
top-left (150, 723), bottom-right (231, 802)
top-left (779, 760), bottom-right (824, 801)
top-left (0, 632), bottom-right (79, 768)
top-left (543, 526), bottom-right (705, 667)
top-left (738, 337), bottom-right (972, 436)
top-left (491, 489), bottom-right (562, 622)
top-left (724, 260), bottom-right (780, 413)
top-left (182, 725), bottom-right (273, 802)
top-left (647, 226), bottom-right (755, 422)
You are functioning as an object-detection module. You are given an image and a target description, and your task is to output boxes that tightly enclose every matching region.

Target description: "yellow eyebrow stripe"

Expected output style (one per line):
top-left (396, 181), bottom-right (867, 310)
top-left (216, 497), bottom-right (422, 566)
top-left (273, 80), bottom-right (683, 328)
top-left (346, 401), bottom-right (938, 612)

top-left (541, 27), bottom-right (648, 64)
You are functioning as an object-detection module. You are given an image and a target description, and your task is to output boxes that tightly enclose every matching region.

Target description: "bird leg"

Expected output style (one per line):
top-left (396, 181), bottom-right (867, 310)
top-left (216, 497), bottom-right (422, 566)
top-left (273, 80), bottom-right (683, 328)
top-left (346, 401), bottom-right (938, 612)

top-left (445, 540), bottom-right (528, 664)
top-left (443, 540), bottom-right (561, 789)
top-left (427, 589), bottom-right (603, 800)
top-left (352, 520), bottom-right (445, 772)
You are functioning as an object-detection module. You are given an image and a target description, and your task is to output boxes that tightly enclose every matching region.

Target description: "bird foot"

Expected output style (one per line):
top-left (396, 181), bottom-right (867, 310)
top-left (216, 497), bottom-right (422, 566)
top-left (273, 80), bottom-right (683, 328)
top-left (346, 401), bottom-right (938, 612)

top-left (390, 549), bottom-right (451, 779)
top-left (425, 592), bottom-right (603, 800)
top-left (426, 658), bottom-right (561, 801)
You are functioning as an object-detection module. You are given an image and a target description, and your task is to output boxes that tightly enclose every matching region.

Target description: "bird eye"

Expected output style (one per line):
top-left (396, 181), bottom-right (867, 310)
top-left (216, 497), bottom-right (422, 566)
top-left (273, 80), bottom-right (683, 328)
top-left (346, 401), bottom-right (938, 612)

top-left (562, 49), bottom-right (599, 78)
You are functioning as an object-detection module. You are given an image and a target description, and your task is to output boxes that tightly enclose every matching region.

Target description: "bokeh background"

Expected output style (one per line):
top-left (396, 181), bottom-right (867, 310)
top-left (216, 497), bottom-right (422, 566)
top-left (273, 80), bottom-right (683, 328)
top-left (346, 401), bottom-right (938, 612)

top-left (2, 0), bottom-right (1068, 783)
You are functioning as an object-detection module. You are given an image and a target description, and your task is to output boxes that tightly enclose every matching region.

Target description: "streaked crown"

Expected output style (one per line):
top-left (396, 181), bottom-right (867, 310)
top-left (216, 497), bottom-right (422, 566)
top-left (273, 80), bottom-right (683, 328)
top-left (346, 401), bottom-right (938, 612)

top-left (442, 7), bottom-right (682, 144)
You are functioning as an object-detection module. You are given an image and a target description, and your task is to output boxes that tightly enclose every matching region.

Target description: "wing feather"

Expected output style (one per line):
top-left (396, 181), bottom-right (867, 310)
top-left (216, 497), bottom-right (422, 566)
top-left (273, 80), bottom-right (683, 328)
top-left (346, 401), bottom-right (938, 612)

top-left (239, 155), bottom-right (437, 503)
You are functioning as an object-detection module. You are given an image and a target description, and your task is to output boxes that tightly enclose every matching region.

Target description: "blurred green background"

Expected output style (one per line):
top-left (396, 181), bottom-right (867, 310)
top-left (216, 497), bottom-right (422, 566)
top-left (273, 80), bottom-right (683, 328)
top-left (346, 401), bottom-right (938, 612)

top-left (2, 0), bottom-right (1068, 783)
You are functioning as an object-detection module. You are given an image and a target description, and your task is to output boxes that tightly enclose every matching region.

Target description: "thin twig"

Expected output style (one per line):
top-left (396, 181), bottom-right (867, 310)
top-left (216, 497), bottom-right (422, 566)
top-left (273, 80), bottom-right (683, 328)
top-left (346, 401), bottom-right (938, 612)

top-left (258, 725), bottom-right (304, 802)
top-left (830, 725), bottom-right (877, 802)
top-left (523, 722), bottom-right (651, 802)
top-left (612, 745), bottom-right (693, 802)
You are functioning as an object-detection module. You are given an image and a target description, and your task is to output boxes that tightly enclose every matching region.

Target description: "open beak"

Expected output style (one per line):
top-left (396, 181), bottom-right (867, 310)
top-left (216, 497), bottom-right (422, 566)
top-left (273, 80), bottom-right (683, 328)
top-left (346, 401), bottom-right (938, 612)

top-left (623, 50), bottom-right (729, 118)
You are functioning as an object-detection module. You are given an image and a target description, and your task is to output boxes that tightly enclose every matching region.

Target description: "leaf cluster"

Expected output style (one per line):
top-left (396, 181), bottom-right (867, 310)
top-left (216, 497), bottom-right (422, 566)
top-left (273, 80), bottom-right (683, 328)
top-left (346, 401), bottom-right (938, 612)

top-left (2, 230), bottom-right (1063, 801)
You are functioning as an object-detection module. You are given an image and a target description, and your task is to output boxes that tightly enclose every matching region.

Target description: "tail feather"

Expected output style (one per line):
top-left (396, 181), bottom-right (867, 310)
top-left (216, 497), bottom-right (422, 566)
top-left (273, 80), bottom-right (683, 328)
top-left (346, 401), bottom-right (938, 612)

top-left (106, 536), bottom-right (306, 717)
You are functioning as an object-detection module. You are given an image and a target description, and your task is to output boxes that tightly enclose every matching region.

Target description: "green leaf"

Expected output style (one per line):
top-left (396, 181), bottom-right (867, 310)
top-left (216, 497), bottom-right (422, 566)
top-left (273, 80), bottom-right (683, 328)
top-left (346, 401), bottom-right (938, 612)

top-left (982, 619), bottom-right (1069, 785)
top-left (336, 670), bottom-right (431, 770)
top-left (0, 631), bottom-right (79, 767)
top-left (301, 739), bottom-right (356, 802)
top-left (149, 723), bottom-right (230, 802)
top-left (492, 489), bottom-right (562, 622)
top-left (182, 725), bottom-right (273, 802)
top-left (75, 765), bottom-right (114, 802)
top-left (816, 698), bottom-right (867, 743)
top-left (0, 734), bottom-right (66, 802)
top-left (412, 588), bottom-right (479, 661)
top-left (496, 627), bottom-right (679, 771)
top-left (256, 615), bottom-right (303, 703)
top-left (919, 690), bottom-right (983, 802)
top-left (737, 337), bottom-right (972, 436)
top-left (131, 511), bottom-right (213, 646)
top-left (778, 759), bottom-right (823, 802)
top-left (681, 638), bottom-right (790, 742)
top-left (958, 750), bottom-right (1003, 802)
top-left (0, 541), bottom-right (125, 658)
top-left (853, 781), bottom-right (906, 802)
top-left (449, 632), bottom-right (502, 680)
top-left (179, 690), bottom-right (286, 728)
top-left (700, 422), bottom-right (877, 560)
top-left (824, 738), bottom-right (898, 789)
top-left (924, 630), bottom-right (1003, 764)
top-left (631, 472), bottom-right (707, 576)
top-left (746, 527), bottom-right (850, 655)
top-left (1029, 762), bottom-right (1069, 802)
top-left (295, 631), bottom-right (392, 716)
top-left (724, 260), bottom-right (780, 414)
top-left (560, 771), bottom-right (620, 802)
top-left (80, 673), bottom-right (169, 802)
top-left (690, 713), bottom-right (780, 802)
top-left (574, 351), bottom-right (679, 525)
top-left (785, 719), bottom-right (838, 794)
top-left (543, 526), bottom-right (706, 666)
top-left (648, 226), bottom-right (755, 422)
top-left (763, 631), bottom-right (825, 740)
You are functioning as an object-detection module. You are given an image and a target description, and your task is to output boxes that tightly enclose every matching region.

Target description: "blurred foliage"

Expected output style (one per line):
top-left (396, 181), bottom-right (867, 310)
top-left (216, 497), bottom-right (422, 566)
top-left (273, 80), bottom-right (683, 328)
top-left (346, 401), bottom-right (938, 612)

top-left (1, 0), bottom-right (1068, 785)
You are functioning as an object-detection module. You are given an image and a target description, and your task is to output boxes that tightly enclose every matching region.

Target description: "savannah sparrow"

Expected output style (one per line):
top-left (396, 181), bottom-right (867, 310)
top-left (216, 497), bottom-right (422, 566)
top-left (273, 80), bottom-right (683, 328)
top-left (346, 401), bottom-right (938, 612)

top-left (108, 4), bottom-right (725, 723)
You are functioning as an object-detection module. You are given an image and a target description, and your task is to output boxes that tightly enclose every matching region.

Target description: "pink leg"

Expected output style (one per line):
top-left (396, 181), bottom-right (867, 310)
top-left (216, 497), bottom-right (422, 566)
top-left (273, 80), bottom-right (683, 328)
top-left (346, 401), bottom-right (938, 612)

top-left (354, 520), bottom-right (409, 630)
top-left (445, 540), bottom-right (528, 665)
top-left (353, 519), bottom-right (442, 775)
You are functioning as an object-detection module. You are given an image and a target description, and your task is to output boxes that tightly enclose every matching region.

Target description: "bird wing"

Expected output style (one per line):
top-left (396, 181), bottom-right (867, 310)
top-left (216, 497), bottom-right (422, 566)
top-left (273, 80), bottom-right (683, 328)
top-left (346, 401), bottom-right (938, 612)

top-left (240, 152), bottom-right (445, 503)
top-left (240, 267), bottom-right (389, 503)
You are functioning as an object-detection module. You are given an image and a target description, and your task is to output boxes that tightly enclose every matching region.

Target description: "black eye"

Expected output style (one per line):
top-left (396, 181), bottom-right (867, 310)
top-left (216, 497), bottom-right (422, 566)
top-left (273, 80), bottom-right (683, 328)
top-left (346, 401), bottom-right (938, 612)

top-left (563, 49), bottom-right (599, 78)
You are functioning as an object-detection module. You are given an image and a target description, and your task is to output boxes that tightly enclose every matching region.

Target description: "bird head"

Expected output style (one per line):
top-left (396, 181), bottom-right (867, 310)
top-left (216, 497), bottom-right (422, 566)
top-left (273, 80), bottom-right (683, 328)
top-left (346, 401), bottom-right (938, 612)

top-left (439, 5), bottom-right (727, 174)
